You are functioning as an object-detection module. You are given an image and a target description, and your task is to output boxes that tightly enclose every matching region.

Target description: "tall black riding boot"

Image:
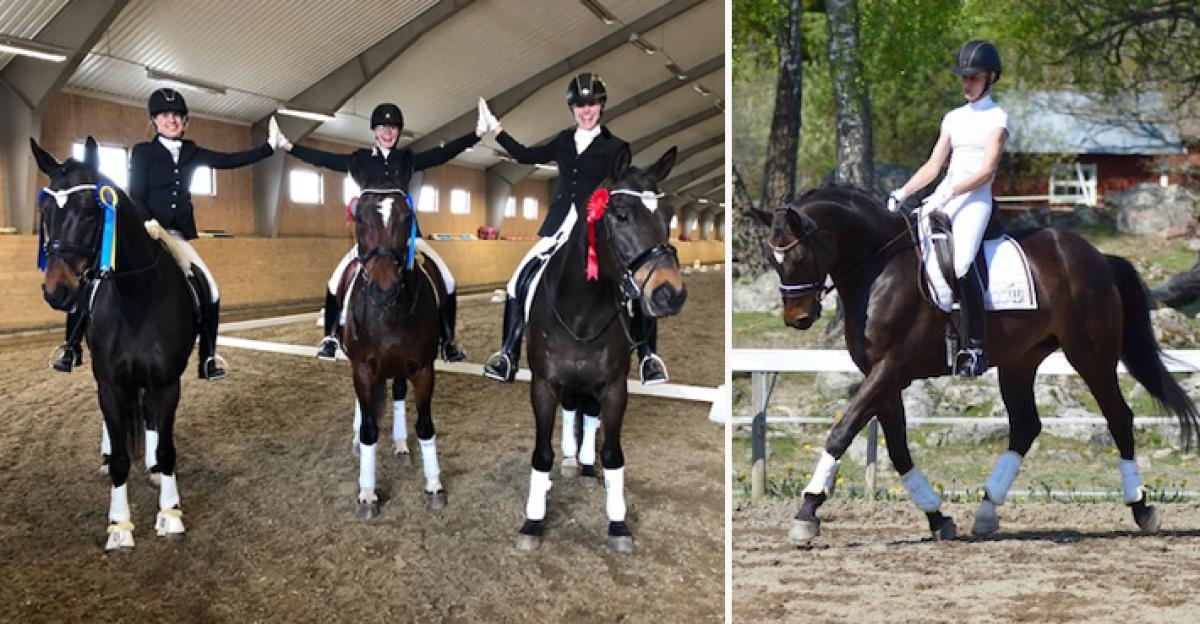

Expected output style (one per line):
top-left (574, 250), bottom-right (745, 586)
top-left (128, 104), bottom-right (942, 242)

top-left (483, 297), bottom-right (524, 382)
top-left (440, 292), bottom-right (465, 362)
top-left (198, 297), bottom-right (226, 381)
top-left (316, 290), bottom-right (342, 361)
top-left (631, 307), bottom-right (668, 385)
top-left (51, 309), bottom-right (87, 373)
top-left (955, 269), bottom-right (988, 378)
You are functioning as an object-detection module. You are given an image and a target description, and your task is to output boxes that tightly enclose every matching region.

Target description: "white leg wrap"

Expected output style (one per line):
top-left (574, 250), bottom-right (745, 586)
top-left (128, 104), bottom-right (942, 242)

top-left (418, 436), bottom-right (441, 492)
top-left (525, 468), bottom-right (553, 520)
top-left (100, 421), bottom-right (112, 455)
top-left (159, 473), bottom-right (181, 510)
top-left (801, 451), bottom-right (840, 497)
top-left (561, 409), bottom-right (578, 459)
top-left (145, 429), bottom-right (159, 470)
top-left (604, 467), bottom-right (627, 522)
top-left (359, 443), bottom-right (377, 491)
top-left (353, 400), bottom-right (362, 436)
top-left (1119, 459), bottom-right (1144, 504)
top-left (392, 400), bottom-right (407, 444)
top-left (983, 450), bottom-right (1023, 505)
top-left (579, 415), bottom-right (600, 466)
top-left (155, 474), bottom-right (185, 536)
top-left (109, 484), bottom-right (131, 523)
top-left (901, 468), bottom-right (943, 513)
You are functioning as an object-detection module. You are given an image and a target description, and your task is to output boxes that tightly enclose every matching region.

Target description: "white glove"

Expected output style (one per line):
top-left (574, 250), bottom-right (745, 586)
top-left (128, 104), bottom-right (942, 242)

top-left (921, 186), bottom-right (955, 213)
top-left (268, 116), bottom-right (290, 150)
top-left (886, 188), bottom-right (908, 213)
top-left (478, 98), bottom-right (500, 134)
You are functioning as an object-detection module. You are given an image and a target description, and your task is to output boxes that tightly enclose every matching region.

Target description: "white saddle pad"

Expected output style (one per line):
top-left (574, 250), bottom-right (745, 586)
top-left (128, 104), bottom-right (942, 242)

top-left (919, 227), bottom-right (1038, 313)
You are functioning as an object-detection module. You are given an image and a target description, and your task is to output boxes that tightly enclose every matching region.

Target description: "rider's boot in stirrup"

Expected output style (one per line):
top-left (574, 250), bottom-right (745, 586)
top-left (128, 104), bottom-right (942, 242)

top-left (632, 308), bottom-right (668, 385)
top-left (483, 297), bottom-right (524, 383)
top-left (316, 290), bottom-right (341, 361)
top-left (198, 297), bottom-right (226, 381)
top-left (51, 310), bottom-right (86, 372)
top-left (440, 292), bottom-right (465, 362)
top-left (954, 269), bottom-right (988, 378)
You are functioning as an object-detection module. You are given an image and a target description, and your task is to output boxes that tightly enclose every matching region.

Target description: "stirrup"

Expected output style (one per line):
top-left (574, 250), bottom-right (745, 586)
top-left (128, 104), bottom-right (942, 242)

top-left (50, 344), bottom-right (80, 373)
top-left (200, 355), bottom-right (228, 381)
top-left (955, 348), bottom-right (987, 378)
top-left (316, 336), bottom-right (341, 361)
top-left (483, 351), bottom-right (516, 382)
top-left (639, 354), bottom-right (668, 385)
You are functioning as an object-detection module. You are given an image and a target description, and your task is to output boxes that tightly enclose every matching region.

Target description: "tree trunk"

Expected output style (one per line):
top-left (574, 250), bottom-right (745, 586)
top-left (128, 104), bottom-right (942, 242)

top-left (826, 0), bottom-right (875, 191)
top-left (732, 164), bottom-right (769, 277)
top-left (760, 0), bottom-right (804, 210)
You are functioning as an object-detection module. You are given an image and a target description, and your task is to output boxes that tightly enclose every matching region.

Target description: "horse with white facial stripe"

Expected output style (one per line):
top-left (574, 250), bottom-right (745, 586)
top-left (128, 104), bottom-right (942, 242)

top-left (32, 137), bottom-right (195, 551)
top-left (342, 162), bottom-right (448, 519)
top-left (517, 146), bottom-right (685, 553)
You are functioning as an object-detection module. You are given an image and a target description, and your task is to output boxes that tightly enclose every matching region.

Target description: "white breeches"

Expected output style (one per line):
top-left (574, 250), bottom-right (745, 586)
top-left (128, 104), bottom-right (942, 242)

top-left (168, 231), bottom-right (218, 301)
top-left (930, 182), bottom-right (992, 278)
top-left (506, 208), bottom-right (577, 320)
top-left (327, 240), bottom-right (455, 295)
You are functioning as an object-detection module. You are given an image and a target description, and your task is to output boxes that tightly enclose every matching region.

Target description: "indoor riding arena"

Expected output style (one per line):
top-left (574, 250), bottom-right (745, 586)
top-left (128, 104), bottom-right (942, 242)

top-left (0, 1), bottom-right (726, 621)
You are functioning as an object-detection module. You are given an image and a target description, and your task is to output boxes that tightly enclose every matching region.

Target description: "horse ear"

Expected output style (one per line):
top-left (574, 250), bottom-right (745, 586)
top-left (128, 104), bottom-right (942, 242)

top-left (610, 144), bottom-right (631, 179)
top-left (83, 137), bottom-right (99, 170)
top-left (29, 138), bottom-right (61, 176)
top-left (646, 146), bottom-right (677, 183)
top-left (785, 209), bottom-right (816, 237)
top-left (751, 207), bottom-right (772, 225)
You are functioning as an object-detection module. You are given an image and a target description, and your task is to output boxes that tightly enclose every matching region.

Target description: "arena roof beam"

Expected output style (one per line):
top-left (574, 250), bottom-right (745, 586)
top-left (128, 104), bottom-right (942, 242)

top-left (630, 106), bottom-right (722, 154)
top-left (250, 0), bottom-right (477, 237)
top-left (409, 0), bottom-right (705, 154)
top-left (1, 0), bottom-right (129, 233)
top-left (660, 157), bottom-right (723, 194)
top-left (660, 133), bottom-right (723, 166)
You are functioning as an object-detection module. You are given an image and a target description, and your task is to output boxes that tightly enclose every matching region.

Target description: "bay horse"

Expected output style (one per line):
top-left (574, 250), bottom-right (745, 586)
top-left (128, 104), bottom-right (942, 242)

top-left (760, 185), bottom-right (1199, 541)
top-left (33, 137), bottom-right (196, 551)
top-left (517, 146), bottom-right (686, 553)
top-left (342, 165), bottom-right (447, 519)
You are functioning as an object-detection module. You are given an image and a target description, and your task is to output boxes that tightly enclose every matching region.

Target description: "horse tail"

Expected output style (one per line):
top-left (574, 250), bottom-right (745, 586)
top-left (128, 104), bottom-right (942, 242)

top-left (1108, 254), bottom-right (1199, 450)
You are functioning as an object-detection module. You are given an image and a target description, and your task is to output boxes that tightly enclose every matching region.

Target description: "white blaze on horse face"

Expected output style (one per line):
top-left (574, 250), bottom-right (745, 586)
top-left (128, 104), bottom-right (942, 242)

top-left (605, 467), bottom-right (627, 522)
top-left (773, 250), bottom-right (786, 265)
top-left (377, 197), bottom-right (395, 227)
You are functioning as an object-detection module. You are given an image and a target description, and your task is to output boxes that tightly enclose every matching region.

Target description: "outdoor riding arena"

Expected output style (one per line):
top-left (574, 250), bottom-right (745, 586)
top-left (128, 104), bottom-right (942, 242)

top-left (0, 270), bottom-right (723, 622)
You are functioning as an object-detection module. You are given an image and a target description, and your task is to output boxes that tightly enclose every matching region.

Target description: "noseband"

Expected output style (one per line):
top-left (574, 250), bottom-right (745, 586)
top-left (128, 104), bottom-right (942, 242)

top-left (602, 188), bottom-right (679, 303)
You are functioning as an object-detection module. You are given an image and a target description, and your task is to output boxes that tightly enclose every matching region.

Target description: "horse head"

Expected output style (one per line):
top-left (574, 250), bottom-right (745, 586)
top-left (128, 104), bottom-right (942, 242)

top-left (764, 199), bottom-right (835, 330)
top-left (31, 137), bottom-right (118, 312)
top-left (597, 145), bottom-right (687, 318)
top-left (349, 162), bottom-right (417, 309)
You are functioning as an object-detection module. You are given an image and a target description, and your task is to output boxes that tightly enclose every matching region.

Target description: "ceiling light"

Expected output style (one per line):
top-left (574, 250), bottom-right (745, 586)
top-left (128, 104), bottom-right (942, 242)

top-left (666, 62), bottom-right (687, 80)
top-left (580, 0), bottom-right (618, 25)
top-left (693, 83), bottom-right (712, 97)
top-left (146, 67), bottom-right (227, 95)
top-left (277, 105), bottom-right (337, 123)
top-left (0, 35), bottom-right (70, 62)
top-left (697, 197), bottom-right (710, 204)
top-left (628, 33), bottom-right (657, 55)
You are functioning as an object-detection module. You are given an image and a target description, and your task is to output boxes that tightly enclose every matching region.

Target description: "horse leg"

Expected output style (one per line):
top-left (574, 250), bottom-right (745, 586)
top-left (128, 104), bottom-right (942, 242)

top-left (598, 383), bottom-right (634, 553)
top-left (577, 395), bottom-right (601, 478)
top-left (974, 359), bottom-right (1046, 536)
top-left (410, 366), bottom-right (445, 510)
top-left (99, 419), bottom-right (112, 475)
top-left (145, 381), bottom-right (185, 538)
top-left (873, 393), bottom-right (958, 541)
top-left (560, 393), bottom-right (579, 477)
top-left (392, 377), bottom-right (411, 465)
top-left (352, 366), bottom-right (385, 520)
top-left (98, 382), bottom-right (136, 551)
top-left (516, 375), bottom-right (558, 551)
top-left (790, 365), bottom-right (903, 542)
top-left (141, 392), bottom-right (162, 486)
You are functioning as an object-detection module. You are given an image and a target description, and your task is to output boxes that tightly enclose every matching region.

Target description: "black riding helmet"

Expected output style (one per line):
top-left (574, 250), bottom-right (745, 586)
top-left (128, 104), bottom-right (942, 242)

top-left (566, 72), bottom-right (608, 108)
top-left (953, 40), bottom-right (1002, 83)
top-left (148, 88), bottom-right (188, 116)
top-left (370, 103), bottom-right (404, 129)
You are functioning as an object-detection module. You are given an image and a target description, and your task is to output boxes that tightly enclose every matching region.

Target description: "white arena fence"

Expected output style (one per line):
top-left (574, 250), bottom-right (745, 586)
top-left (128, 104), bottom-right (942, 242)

top-left (732, 348), bottom-right (1200, 499)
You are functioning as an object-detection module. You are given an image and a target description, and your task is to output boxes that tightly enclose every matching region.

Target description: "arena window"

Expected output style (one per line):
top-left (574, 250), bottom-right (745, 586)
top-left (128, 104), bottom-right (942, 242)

top-left (190, 166), bottom-right (216, 196)
top-left (417, 185), bottom-right (438, 213)
top-left (288, 169), bottom-right (323, 204)
top-left (450, 188), bottom-right (471, 215)
top-left (504, 196), bottom-right (516, 218)
top-left (71, 142), bottom-right (128, 189)
top-left (522, 197), bottom-right (539, 220)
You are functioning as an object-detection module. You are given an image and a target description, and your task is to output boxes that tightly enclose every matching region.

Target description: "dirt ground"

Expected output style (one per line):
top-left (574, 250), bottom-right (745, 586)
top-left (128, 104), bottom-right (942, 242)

top-left (0, 270), bottom-right (724, 623)
top-left (734, 498), bottom-right (1200, 623)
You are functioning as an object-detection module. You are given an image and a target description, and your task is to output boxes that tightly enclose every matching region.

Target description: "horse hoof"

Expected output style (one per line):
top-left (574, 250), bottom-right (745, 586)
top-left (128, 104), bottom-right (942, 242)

top-left (972, 510), bottom-right (1000, 537)
top-left (788, 519), bottom-right (820, 542)
top-left (355, 500), bottom-right (381, 521)
top-left (561, 457), bottom-right (579, 478)
top-left (99, 455), bottom-right (110, 476)
top-left (934, 517), bottom-right (958, 541)
top-left (579, 464), bottom-right (597, 478)
top-left (515, 533), bottom-right (542, 551)
top-left (155, 510), bottom-right (186, 538)
top-left (1135, 504), bottom-right (1162, 534)
top-left (425, 490), bottom-right (447, 511)
top-left (104, 526), bottom-right (135, 552)
top-left (610, 536), bottom-right (636, 553)
top-left (394, 449), bottom-right (412, 466)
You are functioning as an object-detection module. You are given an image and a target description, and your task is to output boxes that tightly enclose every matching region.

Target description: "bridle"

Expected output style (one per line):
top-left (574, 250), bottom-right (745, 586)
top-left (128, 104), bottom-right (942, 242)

top-left (768, 207), bottom-right (831, 301)
top-left (602, 188), bottom-right (680, 304)
top-left (354, 187), bottom-right (420, 311)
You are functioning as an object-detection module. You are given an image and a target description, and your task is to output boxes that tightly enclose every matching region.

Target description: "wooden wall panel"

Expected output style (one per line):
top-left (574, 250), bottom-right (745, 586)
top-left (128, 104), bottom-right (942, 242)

top-left (498, 177), bottom-right (552, 239)
top-left (276, 135), bottom-right (364, 237)
top-left (415, 164), bottom-right (487, 234)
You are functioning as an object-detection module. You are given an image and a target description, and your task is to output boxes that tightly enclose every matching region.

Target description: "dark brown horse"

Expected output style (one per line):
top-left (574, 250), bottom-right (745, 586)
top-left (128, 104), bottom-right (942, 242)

top-left (33, 137), bottom-right (196, 551)
top-left (342, 168), bottom-right (448, 519)
top-left (761, 185), bottom-right (1198, 541)
top-left (516, 146), bottom-right (686, 553)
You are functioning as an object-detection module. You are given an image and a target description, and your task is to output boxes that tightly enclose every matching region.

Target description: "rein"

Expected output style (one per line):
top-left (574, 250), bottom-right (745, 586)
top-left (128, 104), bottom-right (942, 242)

top-left (354, 188), bottom-right (421, 315)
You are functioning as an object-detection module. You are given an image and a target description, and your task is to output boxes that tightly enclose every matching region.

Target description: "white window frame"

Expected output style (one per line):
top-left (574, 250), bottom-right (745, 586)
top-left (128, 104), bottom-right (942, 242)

top-left (417, 185), bottom-right (438, 213)
top-left (288, 169), bottom-right (323, 204)
top-left (449, 188), bottom-right (471, 215)
top-left (72, 142), bottom-right (129, 189)
top-left (522, 197), bottom-right (539, 221)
